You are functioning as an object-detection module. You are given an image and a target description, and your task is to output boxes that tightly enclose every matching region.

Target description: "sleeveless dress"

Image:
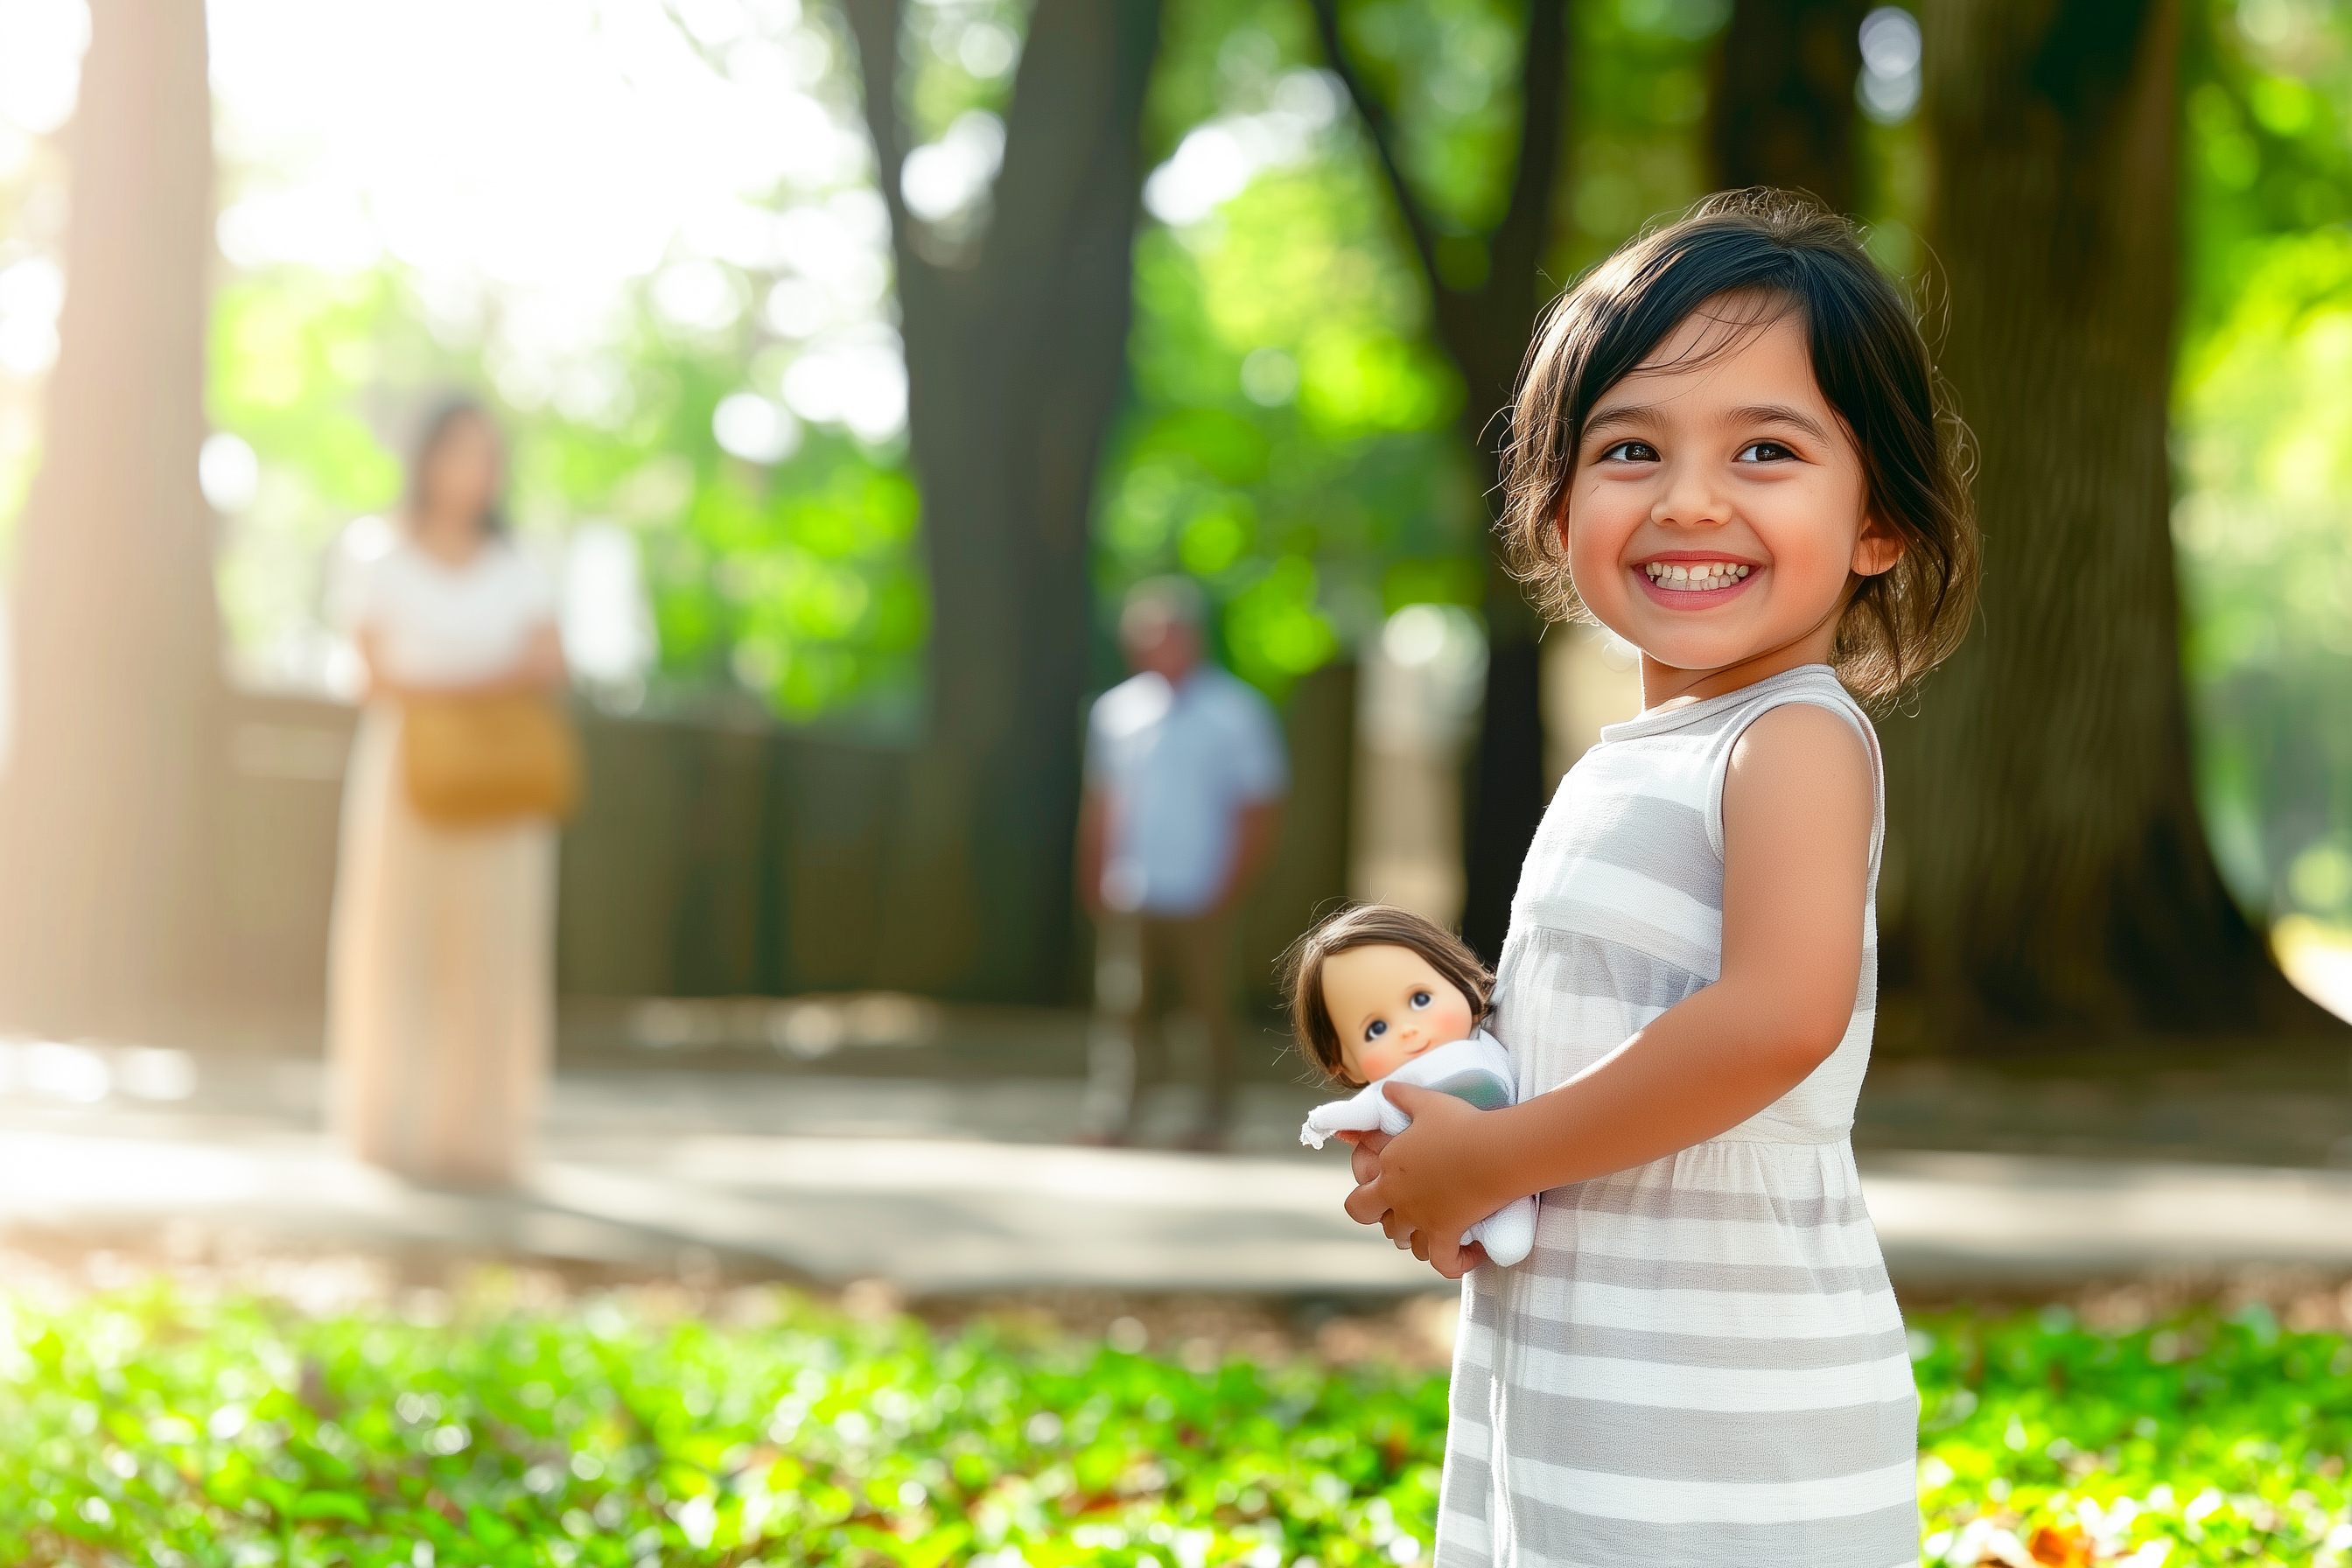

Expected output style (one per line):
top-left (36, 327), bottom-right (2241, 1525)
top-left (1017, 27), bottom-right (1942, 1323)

top-left (1435, 664), bottom-right (1920, 1568)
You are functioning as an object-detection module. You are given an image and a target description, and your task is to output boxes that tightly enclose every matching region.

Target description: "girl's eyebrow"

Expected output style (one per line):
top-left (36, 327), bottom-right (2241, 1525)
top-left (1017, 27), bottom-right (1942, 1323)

top-left (1583, 402), bottom-right (1654, 437)
top-left (1727, 403), bottom-right (1832, 441)
top-left (1587, 401), bottom-right (1830, 443)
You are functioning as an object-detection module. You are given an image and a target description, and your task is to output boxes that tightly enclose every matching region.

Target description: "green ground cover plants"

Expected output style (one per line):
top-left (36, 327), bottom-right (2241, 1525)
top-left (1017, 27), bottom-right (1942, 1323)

top-left (2, 1282), bottom-right (2347, 1567)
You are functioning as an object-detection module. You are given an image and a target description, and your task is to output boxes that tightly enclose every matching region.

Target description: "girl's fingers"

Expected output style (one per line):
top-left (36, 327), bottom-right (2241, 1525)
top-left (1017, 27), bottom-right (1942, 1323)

top-left (1378, 1082), bottom-right (1441, 1114)
top-left (1428, 1236), bottom-right (1487, 1279)
top-left (1343, 1179), bottom-right (1389, 1227)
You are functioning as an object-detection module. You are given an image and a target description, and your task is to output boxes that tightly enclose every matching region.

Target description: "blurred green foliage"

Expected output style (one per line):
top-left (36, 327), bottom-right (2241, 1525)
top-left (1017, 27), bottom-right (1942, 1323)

top-left (1104, 4), bottom-right (1479, 696)
top-left (2174, 0), bottom-right (2352, 925)
top-left (900, 0), bottom-right (1028, 141)
top-left (1101, 158), bottom-right (1480, 696)
top-left (1909, 1300), bottom-right (2352, 1564)
top-left (210, 0), bottom-right (1740, 715)
top-left (4, 1284), bottom-right (2352, 1564)
top-left (206, 253), bottom-right (927, 724)
top-left (1095, 0), bottom-right (1718, 696)
top-left (109, 0), bottom-right (2352, 905)
top-left (0, 1284), bottom-right (1446, 1568)
top-left (1560, 0), bottom-right (1724, 269)
top-left (179, 0), bottom-right (1756, 719)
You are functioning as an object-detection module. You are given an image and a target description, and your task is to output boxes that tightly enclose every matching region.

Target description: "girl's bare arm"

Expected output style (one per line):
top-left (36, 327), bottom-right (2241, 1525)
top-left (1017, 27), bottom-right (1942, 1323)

top-left (1343, 702), bottom-right (1876, 1274)
top-left (360, 623), bottom-right (567, 704)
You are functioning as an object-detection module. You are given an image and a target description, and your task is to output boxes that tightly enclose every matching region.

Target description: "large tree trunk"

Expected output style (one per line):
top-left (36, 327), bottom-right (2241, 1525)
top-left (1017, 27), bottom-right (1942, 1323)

top-left (1711, 0), bottom-right (1867, 211)
top-left (845, 0), bottom-right (1161, 1003)
top-left (1887, 0), bottom-right (2340, 1044)
top-left (0, 0), bottom-right (224, 1039)
top-left (1310, 0), bottom-right (1571, 962)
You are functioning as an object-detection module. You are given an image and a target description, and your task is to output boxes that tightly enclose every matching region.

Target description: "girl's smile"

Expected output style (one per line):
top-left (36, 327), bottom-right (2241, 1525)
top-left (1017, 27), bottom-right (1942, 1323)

top-left (1635, 549), bottom-right (1760, 606)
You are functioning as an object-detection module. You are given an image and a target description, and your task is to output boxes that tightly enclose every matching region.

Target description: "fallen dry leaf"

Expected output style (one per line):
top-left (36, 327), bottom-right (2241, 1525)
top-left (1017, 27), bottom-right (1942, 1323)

top-left (2027, 1523), bottom-right (2095, 1567)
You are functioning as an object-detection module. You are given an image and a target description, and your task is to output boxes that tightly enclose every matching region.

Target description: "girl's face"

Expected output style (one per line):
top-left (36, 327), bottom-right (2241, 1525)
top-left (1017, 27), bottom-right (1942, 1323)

top-left (1321, 943), bottom-right (1476, 1084)
top-left (1562, 298), bottom-right (1902, 696)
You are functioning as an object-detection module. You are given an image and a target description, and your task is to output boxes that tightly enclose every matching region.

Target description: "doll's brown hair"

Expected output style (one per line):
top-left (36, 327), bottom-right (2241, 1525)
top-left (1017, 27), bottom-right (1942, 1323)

top-left (1500, 187), bottom-right (1979, 702)
top-left (1280, 905), bottom-right (1494, 1087)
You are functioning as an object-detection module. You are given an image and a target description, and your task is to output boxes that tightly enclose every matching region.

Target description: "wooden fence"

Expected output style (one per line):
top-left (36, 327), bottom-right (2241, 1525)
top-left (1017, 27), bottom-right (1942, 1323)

top-left (206, 664), bottom-right (1355, 1028)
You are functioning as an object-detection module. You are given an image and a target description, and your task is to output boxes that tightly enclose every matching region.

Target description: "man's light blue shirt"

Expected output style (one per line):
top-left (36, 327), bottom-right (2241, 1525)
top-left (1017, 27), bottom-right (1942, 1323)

top-left (1086, 666), bottom-right (1287, 918)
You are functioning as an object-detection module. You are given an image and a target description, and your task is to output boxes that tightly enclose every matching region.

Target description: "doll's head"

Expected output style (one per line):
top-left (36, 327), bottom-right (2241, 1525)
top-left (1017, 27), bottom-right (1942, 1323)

top-left (1499, 188), bottom-right (1979, 701)
top-left (1281, 905), bottom-right (1494, 1087)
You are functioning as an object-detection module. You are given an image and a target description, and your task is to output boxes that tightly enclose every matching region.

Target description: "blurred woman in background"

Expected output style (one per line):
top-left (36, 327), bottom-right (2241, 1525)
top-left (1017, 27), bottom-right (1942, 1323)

top-left (328, 397), bottom-right (568, 1189)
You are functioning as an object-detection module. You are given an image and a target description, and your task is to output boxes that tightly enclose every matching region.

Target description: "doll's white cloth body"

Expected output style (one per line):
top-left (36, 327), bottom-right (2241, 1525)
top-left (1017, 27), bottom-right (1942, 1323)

top-left (1298, 1030), bottom-right (1537, 1267)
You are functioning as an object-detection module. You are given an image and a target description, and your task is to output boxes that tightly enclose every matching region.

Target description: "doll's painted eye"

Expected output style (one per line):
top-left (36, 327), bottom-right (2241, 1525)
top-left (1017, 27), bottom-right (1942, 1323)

top-left (1410, 990), bottom-right (1432, 1010)
top-left (1364, 1018), bottom-right (1389, 1041)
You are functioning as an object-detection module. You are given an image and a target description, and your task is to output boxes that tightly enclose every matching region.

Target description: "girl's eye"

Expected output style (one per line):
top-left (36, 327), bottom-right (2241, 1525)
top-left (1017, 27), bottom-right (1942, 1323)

top-left (1410, 990), bottom-right (1432, 1010)
top-left (1365, 1018), bottom-right (1389, 1041)
top-left (1600, 439), bottom-right (1659, 463)
top-left (1735, 440), bottom-right (1796, 463)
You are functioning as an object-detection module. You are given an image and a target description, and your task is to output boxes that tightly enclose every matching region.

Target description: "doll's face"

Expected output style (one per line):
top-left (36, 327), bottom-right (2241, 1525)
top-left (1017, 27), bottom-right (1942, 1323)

top-left (1322, 943), bottom-right (1476, 1084)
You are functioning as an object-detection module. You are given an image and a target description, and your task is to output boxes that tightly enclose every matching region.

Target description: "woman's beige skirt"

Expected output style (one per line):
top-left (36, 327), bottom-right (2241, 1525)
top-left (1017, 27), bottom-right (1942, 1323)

top-left (327, 704), bottom-right (556, 1188)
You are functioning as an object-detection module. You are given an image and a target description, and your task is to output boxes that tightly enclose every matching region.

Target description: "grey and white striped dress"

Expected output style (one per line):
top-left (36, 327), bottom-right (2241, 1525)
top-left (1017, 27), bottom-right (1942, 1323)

top-left (1437, 664), bottom-right (1918, 1568)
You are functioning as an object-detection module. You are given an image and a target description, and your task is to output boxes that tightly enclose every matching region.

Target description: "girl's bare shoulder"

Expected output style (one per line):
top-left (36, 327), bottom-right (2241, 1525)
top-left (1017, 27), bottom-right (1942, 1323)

top-left (1723, 701), bottom-right (1874, 839)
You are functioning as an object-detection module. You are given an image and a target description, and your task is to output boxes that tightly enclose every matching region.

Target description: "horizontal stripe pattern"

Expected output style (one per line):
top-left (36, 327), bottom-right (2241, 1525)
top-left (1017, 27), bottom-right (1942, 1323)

top-left (1502, 1278), bottom-right (1903, 1339)
top-left (1508, 1497), bottom-right (1922, 1567)
top-left (1445, 668), bottom-right (1917, 1567)
top-left (1506, 927), bottom-right (1710, 1014)
top-left (1511, 1454), bottom-right (1919, 1522)
top-left (1458, 1387), bottom-right (1921, 1482)
top-left (1510, 1320), bottom-right (1913, 1375)
top-left (1505, 1247), bottom-right (1898, 1297)
top-left (1503, 1342), bottom-right (1916, 1413)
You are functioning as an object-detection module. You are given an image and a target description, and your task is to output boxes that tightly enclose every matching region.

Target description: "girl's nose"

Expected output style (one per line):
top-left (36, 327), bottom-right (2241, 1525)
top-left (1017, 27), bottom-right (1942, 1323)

top-left (1652, 461), bottom-right (1729, 529)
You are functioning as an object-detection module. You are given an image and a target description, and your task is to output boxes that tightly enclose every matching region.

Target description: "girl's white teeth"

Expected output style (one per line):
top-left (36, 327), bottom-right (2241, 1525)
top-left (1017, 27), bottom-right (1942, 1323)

top-left (1643, 562), bottom-right (1751, 591)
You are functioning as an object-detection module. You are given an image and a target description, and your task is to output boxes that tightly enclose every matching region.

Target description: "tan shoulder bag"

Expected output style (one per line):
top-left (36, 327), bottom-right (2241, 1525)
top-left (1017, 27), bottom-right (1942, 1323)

top-left (402, 694), bottom-right (582, 825)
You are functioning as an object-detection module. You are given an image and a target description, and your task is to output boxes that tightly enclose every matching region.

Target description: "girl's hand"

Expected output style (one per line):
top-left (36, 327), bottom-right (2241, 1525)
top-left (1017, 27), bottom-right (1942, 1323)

top-left (1334, 1127), bottom-right (1390, 1187)
top-left (1342, 1084), bottom-right (1499, 1280)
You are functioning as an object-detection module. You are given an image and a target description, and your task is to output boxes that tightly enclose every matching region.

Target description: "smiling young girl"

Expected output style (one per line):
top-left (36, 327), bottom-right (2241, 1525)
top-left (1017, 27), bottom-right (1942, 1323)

top-left (1340, 191), bottom-right (1978, 1564)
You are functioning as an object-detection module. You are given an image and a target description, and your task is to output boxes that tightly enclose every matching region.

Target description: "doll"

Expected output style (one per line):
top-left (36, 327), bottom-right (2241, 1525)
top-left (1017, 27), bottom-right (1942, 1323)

top-left (1281, 906), bottom-right (1537, 1268)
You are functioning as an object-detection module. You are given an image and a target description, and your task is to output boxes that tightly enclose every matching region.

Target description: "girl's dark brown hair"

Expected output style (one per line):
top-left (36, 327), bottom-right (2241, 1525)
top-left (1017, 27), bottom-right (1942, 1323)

top-left (1280, 905), bottom-right (1494, 1087)
top-left (1501, 187), bottom-right (1979, 701)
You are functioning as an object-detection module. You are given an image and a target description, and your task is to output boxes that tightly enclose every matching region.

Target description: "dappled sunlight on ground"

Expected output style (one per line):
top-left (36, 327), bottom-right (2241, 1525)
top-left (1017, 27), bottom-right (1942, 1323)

top-left (2277, 916), bottom-right (2352, 1025)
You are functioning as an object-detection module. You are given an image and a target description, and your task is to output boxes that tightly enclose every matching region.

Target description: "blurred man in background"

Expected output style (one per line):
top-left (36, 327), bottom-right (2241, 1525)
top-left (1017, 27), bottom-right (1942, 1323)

top-left (1077, 578), bottom-right (1286, 1150)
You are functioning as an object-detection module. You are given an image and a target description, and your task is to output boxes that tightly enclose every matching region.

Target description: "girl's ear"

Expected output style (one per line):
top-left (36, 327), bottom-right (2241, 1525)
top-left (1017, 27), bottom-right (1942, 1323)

top-left (1852, 513), bottom-right (1905, 578)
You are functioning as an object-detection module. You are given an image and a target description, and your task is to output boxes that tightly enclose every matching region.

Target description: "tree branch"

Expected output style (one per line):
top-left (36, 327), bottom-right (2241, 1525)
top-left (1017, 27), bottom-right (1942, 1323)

top-left (978, 0), bottom-right (1141, 296)
top-left (838, 0), bottom-right (934, 293)
top-left (1488, 0), bottom-right (1571, 298)
top-left (1306, 0), bottom-right (1446, 295)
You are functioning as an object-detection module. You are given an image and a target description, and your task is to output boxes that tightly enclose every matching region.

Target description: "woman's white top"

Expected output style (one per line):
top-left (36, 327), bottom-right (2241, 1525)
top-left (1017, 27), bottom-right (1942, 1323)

top-left (1436, 664), bottom-right (1918, 1568)
top-left (340, 536), bottom-right (556, 690)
